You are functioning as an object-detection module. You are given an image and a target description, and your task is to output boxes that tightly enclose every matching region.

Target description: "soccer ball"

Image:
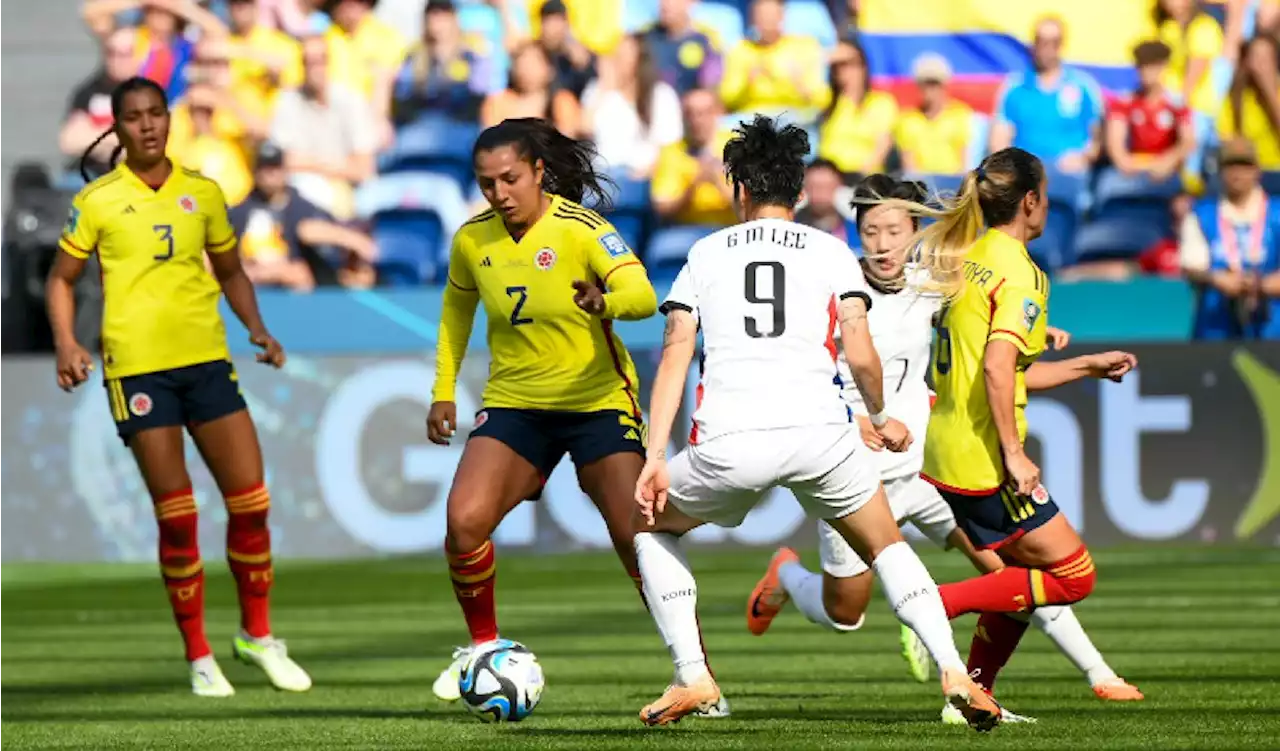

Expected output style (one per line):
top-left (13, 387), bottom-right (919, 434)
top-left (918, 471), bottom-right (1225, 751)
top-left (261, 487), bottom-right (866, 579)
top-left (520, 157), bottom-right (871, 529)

top-left (458, 639), bottom-right (545, 722)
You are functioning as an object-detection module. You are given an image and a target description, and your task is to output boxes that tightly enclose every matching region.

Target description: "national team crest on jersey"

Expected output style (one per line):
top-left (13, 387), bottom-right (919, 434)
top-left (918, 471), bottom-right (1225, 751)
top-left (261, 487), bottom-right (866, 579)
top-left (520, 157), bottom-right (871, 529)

top-left (534, 248), bottom-right (557, 271)
top-left (474, 410), bottom-right (489, 428)
top-left (129, 392), bottom-right (154, 417)
top-left (1022, 298), bottom-right (1041, 332)
top-left (178, 195), bottom-right (197, 214)
top-left (598, 232), bottom-right (631, 258)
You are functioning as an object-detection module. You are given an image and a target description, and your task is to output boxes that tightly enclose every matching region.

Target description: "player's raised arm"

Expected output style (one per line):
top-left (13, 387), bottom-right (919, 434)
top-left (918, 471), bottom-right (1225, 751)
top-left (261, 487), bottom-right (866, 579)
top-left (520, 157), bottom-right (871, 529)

top-left (1024, 351), bottom-right (1138, 391)
top-left (428, 234), bottom-right (481, 445)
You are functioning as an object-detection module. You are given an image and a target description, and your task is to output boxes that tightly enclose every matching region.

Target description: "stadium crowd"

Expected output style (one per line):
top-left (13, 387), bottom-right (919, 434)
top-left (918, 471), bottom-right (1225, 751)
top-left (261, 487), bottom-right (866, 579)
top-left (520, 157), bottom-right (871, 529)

top-left (53, 0), bottom-right (1280, 338)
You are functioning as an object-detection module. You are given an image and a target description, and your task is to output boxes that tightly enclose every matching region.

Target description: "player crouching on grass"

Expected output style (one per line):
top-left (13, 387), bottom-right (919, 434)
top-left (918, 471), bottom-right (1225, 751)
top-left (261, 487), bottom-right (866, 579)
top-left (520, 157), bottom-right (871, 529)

top-left (746, 174), bottom-right (1142, 724)
top-left (47, 76), bottom-right (310, 697)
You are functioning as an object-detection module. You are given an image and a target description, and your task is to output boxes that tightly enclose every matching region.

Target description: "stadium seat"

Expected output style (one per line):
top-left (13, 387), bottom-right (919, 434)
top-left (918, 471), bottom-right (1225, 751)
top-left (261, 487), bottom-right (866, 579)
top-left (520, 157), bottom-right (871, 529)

top-left (1028, 202), bottom-right (1079, 271)
top-left (381, 114), bottom-right (480, 189)
top-left (1263, 171), bottom-right (1280, 194)
top-left (1092, 168), bottom-right (1182, 209)
top-left (784, 0), bottom-right (837, 49)
top-left (691, 1), bottom-right (744, 51)
top-left (371, 210), bottom-right (444, 286)
top-left (596, 175), bottom-right (652, 257)
top-left (356, 172), bottom-right (471, 283)
top-left (1073, 204), bottom-right (1171, 262)
top-left (646, 224), bottom-right (718, 280)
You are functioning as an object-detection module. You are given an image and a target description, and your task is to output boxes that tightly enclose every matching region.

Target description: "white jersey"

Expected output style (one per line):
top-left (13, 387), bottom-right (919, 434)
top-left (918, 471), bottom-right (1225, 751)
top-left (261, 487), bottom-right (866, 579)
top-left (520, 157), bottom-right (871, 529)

top-left (661, 218), bottom-right (871, 443)
top-left (836, 266), bottom-right (943, 480)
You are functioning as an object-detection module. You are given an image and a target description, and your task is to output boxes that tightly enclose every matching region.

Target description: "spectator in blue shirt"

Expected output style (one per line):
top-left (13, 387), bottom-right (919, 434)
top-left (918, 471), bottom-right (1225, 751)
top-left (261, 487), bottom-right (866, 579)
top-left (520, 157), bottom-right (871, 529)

top-left (989, 16), bottom-right (1105, 174)
top-left (642, 0), bottom-right (722, 96)
top-left (1179, 138), bottom-right (1280, 339)
top-left (392, 0), bottom-right (490, 125)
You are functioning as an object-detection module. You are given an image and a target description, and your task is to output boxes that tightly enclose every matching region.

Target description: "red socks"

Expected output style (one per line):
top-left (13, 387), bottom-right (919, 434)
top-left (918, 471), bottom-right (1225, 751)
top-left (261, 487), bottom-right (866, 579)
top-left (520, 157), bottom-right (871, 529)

top-left (448, 540), bottom-right (499, 644)
top-left (966, 613), bottom-right (1029, 692)
top-left (225, 483), bottom-right (273, 638)
top-left (155, 488), bottom-right (210, 661)
top-left (939, 545), bottom-right (1097, 619)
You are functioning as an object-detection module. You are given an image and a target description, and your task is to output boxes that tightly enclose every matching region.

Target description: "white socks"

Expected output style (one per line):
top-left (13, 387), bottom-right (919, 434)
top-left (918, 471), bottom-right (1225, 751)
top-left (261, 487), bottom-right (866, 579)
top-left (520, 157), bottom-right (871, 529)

top-left (777, 560), bottom-right (863, 631)
top-left (1031, 605), bottom-right (1118, 686)
top-left (635, 531), bottom-right (709, 686)
top-left (871, 541), bottom-right (966, 674)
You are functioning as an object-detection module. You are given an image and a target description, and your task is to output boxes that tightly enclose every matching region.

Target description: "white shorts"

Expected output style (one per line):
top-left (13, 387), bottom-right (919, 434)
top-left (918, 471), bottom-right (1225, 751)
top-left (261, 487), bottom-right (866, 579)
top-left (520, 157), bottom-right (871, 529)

top-left (667, 424), bottom-right (878, 528)
top-left (818, 473), bottom-right (958, 578)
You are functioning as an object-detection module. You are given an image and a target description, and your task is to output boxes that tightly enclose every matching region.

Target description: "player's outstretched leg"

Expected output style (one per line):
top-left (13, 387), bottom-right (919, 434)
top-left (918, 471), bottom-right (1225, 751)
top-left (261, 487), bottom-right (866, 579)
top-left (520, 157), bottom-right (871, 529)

top-left (192, 411), bottom-right (311, 692)
top-left (634, 506), bottom-right (721, 726)
top-left (435, 436), bottom-right (542, 701)
top-left (1031, 607), bottom-right (1143, 700)
top-left (826, 487), bottom-right (1001, 732)
top-left (578, 448), bottom-right (730, 718)
top-left (128, 427), bottom-right (232, 697)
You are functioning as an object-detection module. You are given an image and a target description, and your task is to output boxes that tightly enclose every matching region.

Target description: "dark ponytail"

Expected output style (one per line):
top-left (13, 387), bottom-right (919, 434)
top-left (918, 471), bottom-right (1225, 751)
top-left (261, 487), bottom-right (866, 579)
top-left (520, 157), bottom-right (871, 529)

top-left (472, 117), bottom-right (616, 210)
top-left (79, 76), bottom-right (169, 183)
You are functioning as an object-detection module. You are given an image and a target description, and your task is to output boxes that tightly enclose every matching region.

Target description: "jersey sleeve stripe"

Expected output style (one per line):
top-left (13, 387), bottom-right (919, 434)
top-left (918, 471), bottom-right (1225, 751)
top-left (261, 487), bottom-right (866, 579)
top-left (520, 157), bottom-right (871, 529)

top-left (556, 202), bottom-right (606, 225)
top-left (602, 260), bottom-right (642, 284)
top-left (58, 237), bottom-right (91, 258)
top-left (448, 276), bottom-right (478, 292)
top-left (552, 210), bottom-right (600, 230)
top-left (464, 209), bottom-right (496, 226)
top-left (990, 328), bottom-right (1030, 348)
top-left (207, 234), bottom-right (237, 252)
top-left (838, 290), bottom-right (873, 311)
top-left (658, 300), bottom-right (692, 315)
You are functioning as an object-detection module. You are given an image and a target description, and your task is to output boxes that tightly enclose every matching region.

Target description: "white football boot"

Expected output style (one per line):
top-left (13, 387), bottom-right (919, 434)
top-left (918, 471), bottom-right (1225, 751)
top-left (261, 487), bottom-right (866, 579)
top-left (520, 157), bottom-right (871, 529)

top-left (232, 631), bottom-right (313, 692)
top-left (190, 655), bottom-right (235, 697)
top-left (941, 701), bottom-right (1037, 725)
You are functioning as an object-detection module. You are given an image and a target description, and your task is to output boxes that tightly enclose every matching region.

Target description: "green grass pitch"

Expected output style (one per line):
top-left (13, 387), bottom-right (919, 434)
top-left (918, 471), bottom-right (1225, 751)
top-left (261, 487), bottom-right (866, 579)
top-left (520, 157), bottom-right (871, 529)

top-left (4, 546), bottom-right (1280, 750)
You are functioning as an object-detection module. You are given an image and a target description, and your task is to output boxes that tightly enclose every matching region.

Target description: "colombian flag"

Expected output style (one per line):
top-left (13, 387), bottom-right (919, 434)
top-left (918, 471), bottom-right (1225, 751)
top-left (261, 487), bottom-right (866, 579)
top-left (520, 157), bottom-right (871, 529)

top-left (859, 0), bottom-right (1154, 113)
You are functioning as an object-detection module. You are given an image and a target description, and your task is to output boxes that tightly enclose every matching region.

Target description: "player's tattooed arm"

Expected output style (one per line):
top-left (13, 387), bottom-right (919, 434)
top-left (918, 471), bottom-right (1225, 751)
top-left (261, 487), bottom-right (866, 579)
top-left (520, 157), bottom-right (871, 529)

top-left (648, 308), bottom-right (697, 461)
top-left (836, 295), bottom-right (886, 415)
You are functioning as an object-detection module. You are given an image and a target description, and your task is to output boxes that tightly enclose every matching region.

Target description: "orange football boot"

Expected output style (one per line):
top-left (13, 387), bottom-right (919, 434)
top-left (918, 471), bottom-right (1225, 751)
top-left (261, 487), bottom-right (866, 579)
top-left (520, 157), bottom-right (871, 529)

top-left (1093, 678), bottom-right (1144, 701)
top-left (639, 675), bottom-right (722, 726)
top-left (746, 547), bottom-right (800, 636)
top-left (941, 668), bottom-right (1003, 732)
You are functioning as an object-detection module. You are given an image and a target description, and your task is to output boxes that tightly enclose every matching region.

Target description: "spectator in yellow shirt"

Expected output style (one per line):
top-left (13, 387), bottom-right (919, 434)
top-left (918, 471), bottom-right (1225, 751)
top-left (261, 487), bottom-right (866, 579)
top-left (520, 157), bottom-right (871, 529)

top-left (651, 88), bottom-right (737, 226)
top-left (817, 38), bottom-right (898, 176)
top-left (894, 54), bottom-right (975, 175)
top-left (168, 38), bottom-right (272, 166)
top-left (173, 83), bottom-right (254, 205)
top-left (226, 0), bottom-right (303, 114)
top-left (326, 0), bottom-right (409, 139)
top-left (1223, 34), bottom-right (1280, 169)
top-left (720, 0), bottom-right (829, 116)
top-left (1156, 0), bottom-right (1225, 114)
top-left (522, 0), bottom-right (623, 56)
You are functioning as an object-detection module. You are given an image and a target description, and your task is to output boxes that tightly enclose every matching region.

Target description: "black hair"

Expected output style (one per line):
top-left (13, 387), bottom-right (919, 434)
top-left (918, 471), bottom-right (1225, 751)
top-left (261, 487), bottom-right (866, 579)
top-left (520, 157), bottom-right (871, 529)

top-left (721, 114), bottom-right (809, 209)
top-left (78, 76), bottom-right (169, 183)
top-left (473, 117), bottom-right (616, 209)
top-left (806, 157), bottom-right (842, 175)
top-left (821, 36), bottom-right (869, 123)
top-left (852, 174), bottom-right (928, 230)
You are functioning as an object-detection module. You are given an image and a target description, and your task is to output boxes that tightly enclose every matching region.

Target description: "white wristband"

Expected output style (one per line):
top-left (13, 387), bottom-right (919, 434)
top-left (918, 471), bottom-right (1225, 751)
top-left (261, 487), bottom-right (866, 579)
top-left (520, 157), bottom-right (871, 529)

top-left (868, 410), bottom-right (889, 427)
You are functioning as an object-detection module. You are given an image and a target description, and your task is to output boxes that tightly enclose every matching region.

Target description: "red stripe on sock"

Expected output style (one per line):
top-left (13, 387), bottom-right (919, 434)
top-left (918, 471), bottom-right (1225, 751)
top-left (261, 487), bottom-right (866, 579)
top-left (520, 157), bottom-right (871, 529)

top-left (226, 494), bottom-right (273, 639)
top-left (448, 541), bottom-right (498, 644)
top-left (156, 506), bottom-right (209, 661)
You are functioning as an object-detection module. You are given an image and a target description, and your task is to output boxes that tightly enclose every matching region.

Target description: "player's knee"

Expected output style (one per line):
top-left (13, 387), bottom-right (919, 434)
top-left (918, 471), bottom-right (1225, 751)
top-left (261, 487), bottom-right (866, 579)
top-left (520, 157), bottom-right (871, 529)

top-left (1050, 566), bottom-right (1096, 604)
top-left (822, 586), bottom-right (867, 630)
top-left (445, 502), bottom-right (497, 554)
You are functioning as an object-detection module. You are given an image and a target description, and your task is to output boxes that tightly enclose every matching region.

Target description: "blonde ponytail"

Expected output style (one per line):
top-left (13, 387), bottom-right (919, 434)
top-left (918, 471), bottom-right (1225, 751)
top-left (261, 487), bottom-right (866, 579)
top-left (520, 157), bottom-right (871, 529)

top-left (866, 171), bottom-right (985, 301)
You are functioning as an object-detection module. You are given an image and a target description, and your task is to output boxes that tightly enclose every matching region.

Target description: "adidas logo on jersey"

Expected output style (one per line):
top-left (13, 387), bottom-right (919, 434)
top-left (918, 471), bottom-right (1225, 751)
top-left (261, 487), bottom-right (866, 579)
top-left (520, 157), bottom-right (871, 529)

top-left (479, 256), bottom-right (492, 267)
top-left (123, 205), bottom-right (136, 214)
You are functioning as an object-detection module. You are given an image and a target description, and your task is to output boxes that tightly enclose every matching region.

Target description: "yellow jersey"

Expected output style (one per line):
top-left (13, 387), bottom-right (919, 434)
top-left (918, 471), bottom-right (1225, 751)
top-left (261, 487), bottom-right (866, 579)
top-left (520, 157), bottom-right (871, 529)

top-left (922, 229), bottom-right (1050, 494)
top-left (326, 16), bottom-right (409, 100)
top-left (719, 36), bottom-right (830, 114)
top-left (650, 130), bottom-right (737, 227)
top-left (432, 196), bottom-right (658, 415)
top-left (817, 91), bottom-right (899, 174)
top-left (895, 100), bottom-right (975, 175)
top-left (58, 162), bottom-right (238, 379)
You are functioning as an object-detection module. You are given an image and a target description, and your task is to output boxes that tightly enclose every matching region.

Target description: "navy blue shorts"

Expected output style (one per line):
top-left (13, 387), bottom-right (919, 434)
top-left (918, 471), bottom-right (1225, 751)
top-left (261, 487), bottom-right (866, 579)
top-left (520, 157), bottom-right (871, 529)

top-left (936, 483), bottom-right (1060, 550)
top-left (469, 407), bottom-right (646, 485)
top-left (104, 359), bottom-right (246, 444)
